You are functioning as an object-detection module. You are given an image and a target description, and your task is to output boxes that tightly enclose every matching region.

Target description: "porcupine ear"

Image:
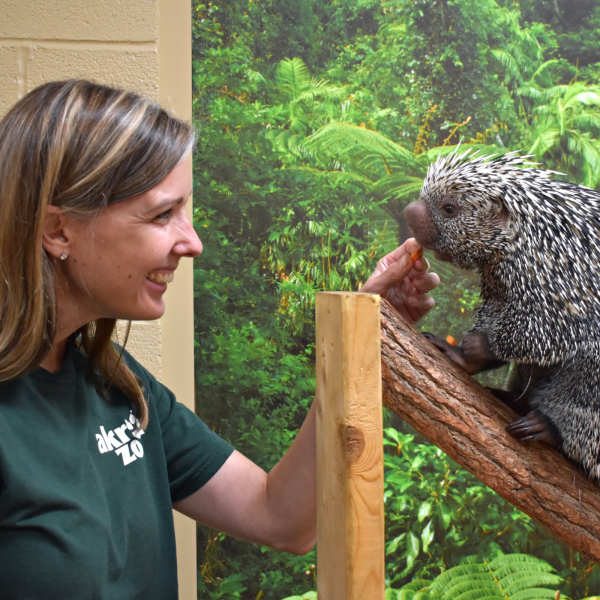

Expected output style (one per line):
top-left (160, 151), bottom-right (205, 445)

top-left (496, 202), bottom-right (510, 228)
top-left (493, 187), bottom-right (517, 230)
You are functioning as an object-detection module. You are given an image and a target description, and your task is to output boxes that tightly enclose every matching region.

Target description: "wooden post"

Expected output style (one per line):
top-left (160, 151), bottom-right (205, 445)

top-left (315, 292), bottom-right (385, 600)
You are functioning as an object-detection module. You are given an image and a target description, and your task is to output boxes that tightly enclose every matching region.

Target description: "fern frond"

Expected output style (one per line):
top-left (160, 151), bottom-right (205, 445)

top-left (502, 575), bottom-right (562, 596)
top-left (289, 84), bottom-right (347, 108)
top-left (284, 166), bottom-right (373, 187)
top-left (305, 123), bottom-right (421, 172)
top-left (274, 57), bottom-right (347, 107)
top-left (275, 57), bottom-right (312, 95)
top-left (398, 578), bottom-right (434, 591)
top-left (492, 48), bottom-right (525, 86)
top-left (373, 176), bottom-right (423, 198)
top-left (425, 553), bottom-right (563, 600)
top-left (489, 553), bottom-right (556, 576)
top-left (509, 589), bottom-right (561, 600)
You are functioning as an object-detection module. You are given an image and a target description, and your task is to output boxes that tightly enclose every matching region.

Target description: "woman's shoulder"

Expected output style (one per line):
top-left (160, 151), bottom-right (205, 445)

top-left (114, 344), bottom-right (156, 383)
top-left (111, 344), bottom-right (180, 418)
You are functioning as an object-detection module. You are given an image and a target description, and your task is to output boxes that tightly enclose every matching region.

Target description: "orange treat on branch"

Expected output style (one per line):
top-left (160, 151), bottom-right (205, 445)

top-left (410, 245), bottom-right (424, 262)
top-left (446, 335), bottom-right (458, 346)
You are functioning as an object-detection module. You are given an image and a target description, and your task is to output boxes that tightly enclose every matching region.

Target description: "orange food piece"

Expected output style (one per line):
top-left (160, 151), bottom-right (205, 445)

top-left (410, 245), bottom-right (424, 262)
top-left (446, 335), bottom-right (458, 346)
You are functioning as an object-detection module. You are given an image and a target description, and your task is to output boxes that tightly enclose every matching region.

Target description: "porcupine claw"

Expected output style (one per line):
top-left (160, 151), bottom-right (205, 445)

top-left (423, 332), bottom-right (503, 375)
top-left (506, 410), bottom-right (561, 448)
top-left (422, 332), bottom-right (468, 365)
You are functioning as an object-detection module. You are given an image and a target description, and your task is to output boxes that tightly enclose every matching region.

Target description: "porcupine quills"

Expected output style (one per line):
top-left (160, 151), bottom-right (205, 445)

top-left (404, 150), bottom-right (600, 479)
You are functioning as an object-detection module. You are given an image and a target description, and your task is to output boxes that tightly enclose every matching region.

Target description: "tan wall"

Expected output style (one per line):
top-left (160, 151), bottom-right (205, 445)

top-left (0, 1), bottom-right (197, 598)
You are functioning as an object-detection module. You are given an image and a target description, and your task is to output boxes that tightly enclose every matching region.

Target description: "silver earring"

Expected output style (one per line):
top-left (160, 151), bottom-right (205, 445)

top-left (60, 253), bottom-right (68, 261)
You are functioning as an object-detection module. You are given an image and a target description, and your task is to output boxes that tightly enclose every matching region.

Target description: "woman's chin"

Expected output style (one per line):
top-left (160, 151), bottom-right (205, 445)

top-left (121, 302), bottom-right (166, 322)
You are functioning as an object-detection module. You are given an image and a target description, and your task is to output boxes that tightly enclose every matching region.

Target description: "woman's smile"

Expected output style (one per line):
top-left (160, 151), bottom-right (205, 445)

top-left (145, 271), bottom-right (175, 284)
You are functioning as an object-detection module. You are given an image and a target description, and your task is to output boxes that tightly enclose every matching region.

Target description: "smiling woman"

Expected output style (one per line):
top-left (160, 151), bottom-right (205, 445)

top-left (0, 80), bottom-right (219, 599)
top-left (0, 80), bottom-right (197, 426)
top-left (44, 156), bottom-right (200, 330)
top-left (0, 80), bottom-right (440, 600)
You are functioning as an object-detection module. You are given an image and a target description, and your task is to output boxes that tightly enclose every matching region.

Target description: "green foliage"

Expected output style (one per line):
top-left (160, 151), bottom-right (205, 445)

top-left (198, 572), bottom-right (247, 599)
top-left (393, 552), bottom-right (563, 599)
top-left (192, 20), bottom-right (321, 599)
top-left (519, 0), bottom-right (600, 70)
top-left (192, 0), bottom-right (379, 71)
top-left (382, 429), bottom-right (535, 586)
top-left (192, 0), bottom-right (600, 598)
top-left (382, 422), bottom-right (600, 598)
top-left (325, 0), bottom-right (522, 147)
top-left (281, 593), bottom-right (317, 600)
top-left (279, 553), bottom-right (566, 599)
top-left (518, 80), bottom-right (600, 188)
top-left (301, 121), bottom-right (502, 223)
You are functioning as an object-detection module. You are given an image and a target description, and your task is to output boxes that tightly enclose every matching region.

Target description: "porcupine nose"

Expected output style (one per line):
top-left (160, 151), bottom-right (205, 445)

top-left (403, 201), bottom-right (423, 234)
top-left (403, 200), bottom-right (434, 245)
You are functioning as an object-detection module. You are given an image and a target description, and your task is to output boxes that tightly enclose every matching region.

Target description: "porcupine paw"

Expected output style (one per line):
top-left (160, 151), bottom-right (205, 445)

top-left (422, 332), bottom-right (497, 375)
top-left (422, 332), bottom-right (467, 366)
top-left (506, 410), bottom-right (561, 448)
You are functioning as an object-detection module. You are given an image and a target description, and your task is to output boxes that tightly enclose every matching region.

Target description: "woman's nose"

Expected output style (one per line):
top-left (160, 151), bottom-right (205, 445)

top-left (176, 216), bottom-right (203, 258)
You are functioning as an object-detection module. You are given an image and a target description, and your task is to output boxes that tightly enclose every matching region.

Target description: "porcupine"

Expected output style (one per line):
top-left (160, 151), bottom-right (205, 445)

top-left (403, 149), bottom-right (600, 479)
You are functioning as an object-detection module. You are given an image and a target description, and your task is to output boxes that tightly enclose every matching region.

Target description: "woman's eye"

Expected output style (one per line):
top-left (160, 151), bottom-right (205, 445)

top-left (154, 210), bottom-right (171, 221)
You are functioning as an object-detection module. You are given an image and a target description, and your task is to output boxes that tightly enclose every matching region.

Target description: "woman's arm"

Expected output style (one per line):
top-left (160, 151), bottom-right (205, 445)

top-left (173, 401), bottom-right (317, 555)
top-left (173, 238), bottom-right (439, 554)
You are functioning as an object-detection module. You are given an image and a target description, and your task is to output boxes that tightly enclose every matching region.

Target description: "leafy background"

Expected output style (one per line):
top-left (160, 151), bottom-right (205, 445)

top-left (191, 0), bottom-right (600, 598)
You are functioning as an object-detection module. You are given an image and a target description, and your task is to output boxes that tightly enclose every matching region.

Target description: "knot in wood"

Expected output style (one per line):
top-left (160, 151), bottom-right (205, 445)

top-left (344, 425), bottom-right (365, 464)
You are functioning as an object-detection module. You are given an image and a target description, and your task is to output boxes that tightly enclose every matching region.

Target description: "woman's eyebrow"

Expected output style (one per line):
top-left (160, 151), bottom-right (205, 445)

top-left (149, 189), bottom-right (193, 213)
top-left (150, 196), bottom-right (186, 212)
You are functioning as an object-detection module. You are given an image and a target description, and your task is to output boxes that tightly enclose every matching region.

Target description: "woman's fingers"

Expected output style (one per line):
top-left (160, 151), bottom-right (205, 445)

top-left (412, 271), bottom-right (440, 294)
top-left (361, 254), bottom-right (412, 296)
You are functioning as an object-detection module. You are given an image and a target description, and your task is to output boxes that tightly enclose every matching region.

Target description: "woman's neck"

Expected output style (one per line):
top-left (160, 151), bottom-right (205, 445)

top-left (39, 337), bottom-right (69, 373)
top-left (40, 285), bottom-right (98, 373)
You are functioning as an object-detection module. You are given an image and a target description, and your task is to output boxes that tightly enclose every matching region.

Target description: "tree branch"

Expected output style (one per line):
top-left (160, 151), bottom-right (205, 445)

top-left (380, 299), bottom-right (600, 565)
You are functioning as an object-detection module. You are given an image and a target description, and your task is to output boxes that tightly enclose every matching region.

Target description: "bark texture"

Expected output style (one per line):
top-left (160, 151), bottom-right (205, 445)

top-left (380, 299), bottom-right (600, 565)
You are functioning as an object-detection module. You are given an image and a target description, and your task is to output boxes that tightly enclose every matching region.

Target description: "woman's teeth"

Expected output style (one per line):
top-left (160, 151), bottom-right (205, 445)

top-left (146, 272), bottom-right (174, 284)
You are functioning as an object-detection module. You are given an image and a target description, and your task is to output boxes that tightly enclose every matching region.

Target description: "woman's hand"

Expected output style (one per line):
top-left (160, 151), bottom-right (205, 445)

top-left (360, 238), bottom-right (439, 325)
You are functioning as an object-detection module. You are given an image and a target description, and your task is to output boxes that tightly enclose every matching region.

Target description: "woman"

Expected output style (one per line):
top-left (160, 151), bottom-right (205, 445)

top-left (0, 80), bottom-right (439, 598)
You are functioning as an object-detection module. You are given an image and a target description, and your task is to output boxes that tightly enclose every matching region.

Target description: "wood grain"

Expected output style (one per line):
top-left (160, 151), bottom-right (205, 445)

top-left (380, 298), bottom-right (600, 565)
top-left (316, 292), bottom-right (385, 600)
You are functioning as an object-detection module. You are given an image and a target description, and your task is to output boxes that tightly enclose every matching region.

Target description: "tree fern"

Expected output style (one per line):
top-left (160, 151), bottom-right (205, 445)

top-left (271, 58), bottom-right (346, 139)
top-left (266, 59), bottom-right (507, 232)
top-left (274, 58), bottom-right (345, 107)
top-left (302, 122), bottom-right (503, 231)
top-left (304, 122), bottom-right (421, 178)
top-left (392, 578), bottom-right (435, 600)
top-left (390, 553), bottom-right (564, 600)
top-left (304, 122), bottom-right (501, 182)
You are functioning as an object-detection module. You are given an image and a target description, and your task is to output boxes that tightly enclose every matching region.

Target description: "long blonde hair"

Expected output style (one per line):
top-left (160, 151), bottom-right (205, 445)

top-left (0, 80), bottom-right (196, 427)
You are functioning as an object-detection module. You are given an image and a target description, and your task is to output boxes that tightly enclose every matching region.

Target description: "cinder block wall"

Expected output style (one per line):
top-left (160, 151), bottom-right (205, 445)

top-left (0, 1), bottom-right (197, 598)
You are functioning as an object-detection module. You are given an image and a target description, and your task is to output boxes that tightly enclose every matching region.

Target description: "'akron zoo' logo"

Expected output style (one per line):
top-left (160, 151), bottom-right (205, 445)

top-left (95, 411), bottom-right (146, 466)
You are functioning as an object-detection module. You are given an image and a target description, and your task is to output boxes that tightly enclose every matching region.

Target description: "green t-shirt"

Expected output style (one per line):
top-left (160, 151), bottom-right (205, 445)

top-left (0, 345), bottom-right (234, 599)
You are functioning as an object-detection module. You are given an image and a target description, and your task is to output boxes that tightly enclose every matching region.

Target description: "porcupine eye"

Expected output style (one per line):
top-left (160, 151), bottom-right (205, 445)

top-left (439, 197), bottom-right (459, 219)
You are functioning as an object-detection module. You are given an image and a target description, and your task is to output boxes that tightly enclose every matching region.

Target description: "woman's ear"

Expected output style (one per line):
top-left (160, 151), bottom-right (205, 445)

top-left (42, 205), bottom-right (73, 260)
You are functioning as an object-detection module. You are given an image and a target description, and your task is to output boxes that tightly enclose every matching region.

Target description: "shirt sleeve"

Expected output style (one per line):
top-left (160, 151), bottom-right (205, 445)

top-left (122, 350), bottom-right (235, 502)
